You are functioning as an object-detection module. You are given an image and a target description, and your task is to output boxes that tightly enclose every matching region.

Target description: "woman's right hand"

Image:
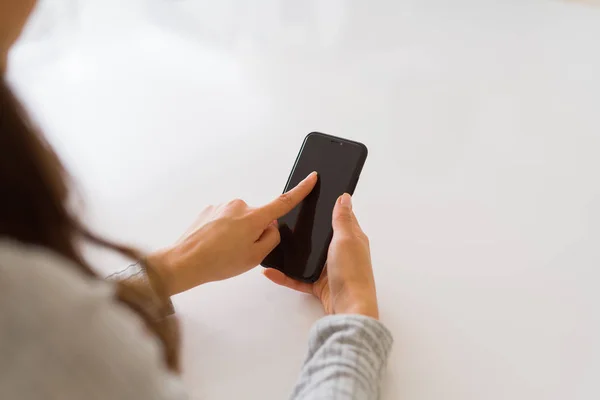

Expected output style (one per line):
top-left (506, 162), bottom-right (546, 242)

top-left (263, 193), bottom-right (379, 320)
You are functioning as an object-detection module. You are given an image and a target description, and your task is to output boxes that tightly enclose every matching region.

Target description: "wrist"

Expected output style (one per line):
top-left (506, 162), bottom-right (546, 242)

top-left (146, 249), bottom-right (180, 296)
top-left (334, 289), bottom-right (379, 320)
top-left (343, 303), bottom-right (379, 320)
top-left (146, 247), bottom-right (212, 296)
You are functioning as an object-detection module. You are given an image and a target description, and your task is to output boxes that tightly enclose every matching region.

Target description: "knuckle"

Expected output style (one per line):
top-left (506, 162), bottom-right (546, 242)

top-left (277, 193), bottom-right (294, 207)
top-left (199, 205), bottom-right (214, 215)
top-left (335, 230), bottom-right (370, 249)
top-left (360, 233), bottom-right (370, 246)
top-left (335, 235), bottom-right (358, 248)
top-left (229, 198), bottom-right (247, 208)
top-left (334, 211), bottom-right (348, 220)
top-left (354, 226), bottom-right (368, 241)
top-left (334, 212), bottom-right (353, 224)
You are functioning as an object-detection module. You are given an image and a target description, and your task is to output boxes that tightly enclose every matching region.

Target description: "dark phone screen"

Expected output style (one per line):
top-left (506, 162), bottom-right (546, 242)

top-left (262, 133), bottom-right (366, 281)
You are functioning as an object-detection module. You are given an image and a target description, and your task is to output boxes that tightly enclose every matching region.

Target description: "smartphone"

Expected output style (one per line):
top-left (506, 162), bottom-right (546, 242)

top-left (261, 132), bottom-right (368, 283)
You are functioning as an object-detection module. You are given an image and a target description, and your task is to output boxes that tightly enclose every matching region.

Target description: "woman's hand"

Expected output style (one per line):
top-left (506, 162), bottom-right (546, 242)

top-left (149, 172), bottom-right (318, 296)
top-left (263, 193), bottom-right (379, 319)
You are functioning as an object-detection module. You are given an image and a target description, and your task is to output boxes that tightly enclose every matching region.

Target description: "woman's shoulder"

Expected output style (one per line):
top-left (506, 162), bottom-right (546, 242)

top-left (0, 239), bottom-right (113, 310)
top-left (0, 239), bottom-right (187, 399)
top-left (0, 239), bottom-right (124, 339)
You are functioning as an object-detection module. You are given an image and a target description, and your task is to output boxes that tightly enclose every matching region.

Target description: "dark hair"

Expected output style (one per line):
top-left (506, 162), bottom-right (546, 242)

top-left (0, 79), bottom-right (180, 370)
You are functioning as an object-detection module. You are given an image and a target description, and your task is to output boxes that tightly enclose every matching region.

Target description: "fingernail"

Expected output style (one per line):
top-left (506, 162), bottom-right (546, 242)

top-left (308, 171), bottom-right (318, 179)
top-left (341, 193), bottom-right (352, 209)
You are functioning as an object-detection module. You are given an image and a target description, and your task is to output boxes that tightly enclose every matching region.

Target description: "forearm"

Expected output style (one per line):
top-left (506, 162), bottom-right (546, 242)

top-left (292, 315), bottom-right (393, 400)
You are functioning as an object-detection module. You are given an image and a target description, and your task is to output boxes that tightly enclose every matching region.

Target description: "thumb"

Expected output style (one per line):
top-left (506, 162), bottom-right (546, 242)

top-left (332, 193), bottom-right (355, 232)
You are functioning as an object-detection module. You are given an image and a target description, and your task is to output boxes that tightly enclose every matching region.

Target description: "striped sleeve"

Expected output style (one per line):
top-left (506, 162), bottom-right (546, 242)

top-left (291, 315), bottom-right (393, 400)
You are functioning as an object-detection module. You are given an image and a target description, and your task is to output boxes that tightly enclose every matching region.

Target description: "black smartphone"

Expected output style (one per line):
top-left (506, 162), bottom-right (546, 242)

top-left (261, 132), bottom-right (368, 283)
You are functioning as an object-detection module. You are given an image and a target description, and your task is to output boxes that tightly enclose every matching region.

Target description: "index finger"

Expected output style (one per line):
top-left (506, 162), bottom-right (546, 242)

top-left (256, 171), bottom-right (318, 223)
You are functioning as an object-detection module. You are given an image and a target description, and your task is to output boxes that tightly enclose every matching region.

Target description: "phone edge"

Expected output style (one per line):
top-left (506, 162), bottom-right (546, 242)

top-left (260, 132), bottom-right (369, 284)
top-left (297, 133), bottom-right (369, 283)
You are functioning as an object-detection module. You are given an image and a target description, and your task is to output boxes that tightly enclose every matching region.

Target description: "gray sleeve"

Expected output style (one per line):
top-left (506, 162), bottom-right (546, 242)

top-left (291, 315), bottom-right (394, 400)
top-left (107, 261), bottom-right (176, 316)
top-left (0, 242), bottom-right (188, 400)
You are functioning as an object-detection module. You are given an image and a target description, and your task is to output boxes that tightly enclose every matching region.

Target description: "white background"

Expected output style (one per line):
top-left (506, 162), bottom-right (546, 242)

top-left (8, 1), bottom-right (600, 399)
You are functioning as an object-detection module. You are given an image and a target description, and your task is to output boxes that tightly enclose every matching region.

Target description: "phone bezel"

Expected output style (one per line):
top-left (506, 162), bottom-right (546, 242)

top-left (262, 132), bottom-right (368, 283)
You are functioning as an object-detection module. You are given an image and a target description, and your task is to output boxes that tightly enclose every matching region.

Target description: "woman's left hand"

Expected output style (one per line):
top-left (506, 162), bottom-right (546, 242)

top-left (148, 172), bottom-right (318, 295)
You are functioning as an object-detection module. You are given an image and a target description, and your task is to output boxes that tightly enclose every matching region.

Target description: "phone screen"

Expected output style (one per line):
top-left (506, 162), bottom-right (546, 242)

top-left (262, 133), bottom-right (367, 282)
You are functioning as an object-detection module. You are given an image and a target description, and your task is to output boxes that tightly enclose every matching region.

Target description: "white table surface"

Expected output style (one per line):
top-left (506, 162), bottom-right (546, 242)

top-left (8, 1), bottom-right (600, 399)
